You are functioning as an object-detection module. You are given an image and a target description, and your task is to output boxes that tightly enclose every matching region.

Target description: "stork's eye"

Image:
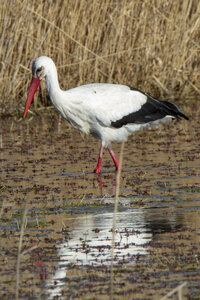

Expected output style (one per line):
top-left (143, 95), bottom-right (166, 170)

top-left (36, 67), bottom-right (42, 75)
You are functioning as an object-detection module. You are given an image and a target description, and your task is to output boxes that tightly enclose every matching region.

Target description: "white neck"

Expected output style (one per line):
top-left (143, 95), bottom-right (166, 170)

top-left (45, 65), bottom-right (65, 107)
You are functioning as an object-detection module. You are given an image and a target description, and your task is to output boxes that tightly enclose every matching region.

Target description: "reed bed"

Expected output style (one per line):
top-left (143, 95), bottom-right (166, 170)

top-left (0, 0), bottom-right (199, 116)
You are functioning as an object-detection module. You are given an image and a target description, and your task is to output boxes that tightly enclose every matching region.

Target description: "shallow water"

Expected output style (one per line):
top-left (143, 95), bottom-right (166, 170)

top-left (0, 108), bottom-right (200, 299)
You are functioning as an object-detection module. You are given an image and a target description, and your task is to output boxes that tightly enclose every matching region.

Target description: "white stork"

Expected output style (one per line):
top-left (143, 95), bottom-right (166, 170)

top-left (23, 56), bottom-right (188, 173)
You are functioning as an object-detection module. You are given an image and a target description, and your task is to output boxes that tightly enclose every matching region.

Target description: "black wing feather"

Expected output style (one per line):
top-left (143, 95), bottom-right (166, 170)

top-left (111, 88), bottom-right (189, 129)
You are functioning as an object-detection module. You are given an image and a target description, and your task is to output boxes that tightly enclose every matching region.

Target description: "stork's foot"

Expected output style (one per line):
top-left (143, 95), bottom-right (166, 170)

top-left (93, 167), bottom-right (101, 174)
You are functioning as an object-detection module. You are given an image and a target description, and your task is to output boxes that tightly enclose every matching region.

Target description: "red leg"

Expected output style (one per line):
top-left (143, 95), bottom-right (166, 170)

top-left (108, 147), bottom-right (119, 170)
top-left (93, 145), bottom-right (104, 173)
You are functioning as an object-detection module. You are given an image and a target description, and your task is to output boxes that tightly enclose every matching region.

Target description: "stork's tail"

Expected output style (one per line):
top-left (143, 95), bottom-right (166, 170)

top-left (158, 100), bottom-right (189, 120)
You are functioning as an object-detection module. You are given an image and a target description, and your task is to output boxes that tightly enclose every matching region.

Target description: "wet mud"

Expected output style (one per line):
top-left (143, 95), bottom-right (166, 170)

top-left (0, 106), bottom-right (200, 299)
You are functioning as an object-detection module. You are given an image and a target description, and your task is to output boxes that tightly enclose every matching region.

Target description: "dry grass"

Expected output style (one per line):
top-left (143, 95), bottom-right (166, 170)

top-left (0, 0), bottom-right (199, 116)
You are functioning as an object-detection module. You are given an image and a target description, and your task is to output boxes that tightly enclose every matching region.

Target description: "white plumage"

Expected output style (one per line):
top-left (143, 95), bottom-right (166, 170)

top-left (24, 56), bottom-right (188, 173)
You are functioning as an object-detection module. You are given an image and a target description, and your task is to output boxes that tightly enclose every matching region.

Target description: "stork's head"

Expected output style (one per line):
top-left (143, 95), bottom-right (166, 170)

top-left (23, 56), bottom-right (54, 118)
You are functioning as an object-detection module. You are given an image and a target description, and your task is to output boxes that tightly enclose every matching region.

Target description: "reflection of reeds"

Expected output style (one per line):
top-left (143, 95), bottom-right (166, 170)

top-left (0, 1), bottom-right (199, 115)
top-left (110, 141), bottom-right (124, 300)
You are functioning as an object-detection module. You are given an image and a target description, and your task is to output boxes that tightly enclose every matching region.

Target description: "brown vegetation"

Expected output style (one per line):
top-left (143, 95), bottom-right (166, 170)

top-left (0, 0), bottom-right (199, 116)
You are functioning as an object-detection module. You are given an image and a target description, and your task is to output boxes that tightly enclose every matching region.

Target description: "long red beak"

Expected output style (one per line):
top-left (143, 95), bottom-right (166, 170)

top-left (23, 77), bottom-right (41, 118)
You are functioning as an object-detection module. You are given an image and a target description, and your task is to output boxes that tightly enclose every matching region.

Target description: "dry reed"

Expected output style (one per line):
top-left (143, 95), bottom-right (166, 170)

top-left (0, 0), bottom-right (199, 116)
top-left (160, 282), bottom-right (187, 300)
top-left (15, 200), bottom-right (28, 300)
top-left (110, 141), bottom-right (124, 300)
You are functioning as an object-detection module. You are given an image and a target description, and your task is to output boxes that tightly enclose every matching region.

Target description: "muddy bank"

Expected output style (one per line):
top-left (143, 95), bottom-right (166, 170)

top-left (0, 107), bottom-right (200, 299)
